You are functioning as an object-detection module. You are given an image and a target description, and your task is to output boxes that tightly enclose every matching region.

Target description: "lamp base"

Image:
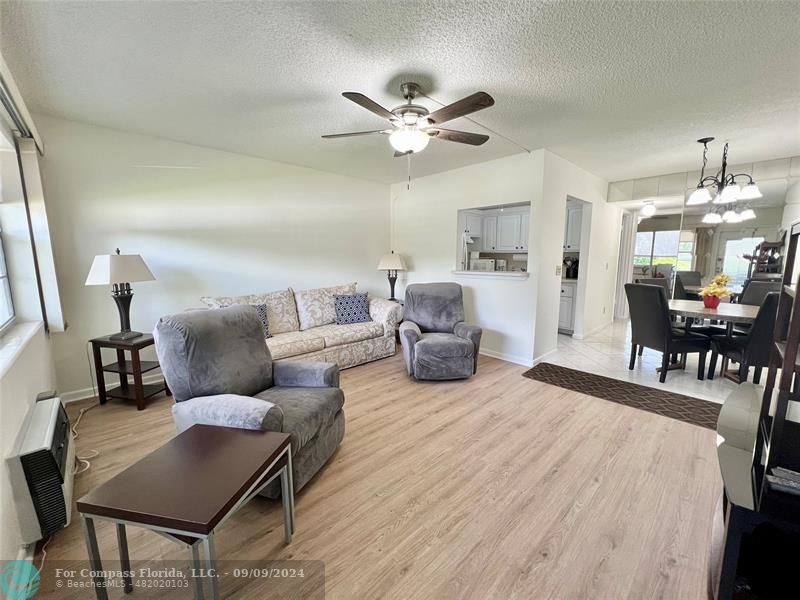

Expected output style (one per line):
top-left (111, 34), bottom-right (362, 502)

top-left (109, 330), bottom-right (144, 341)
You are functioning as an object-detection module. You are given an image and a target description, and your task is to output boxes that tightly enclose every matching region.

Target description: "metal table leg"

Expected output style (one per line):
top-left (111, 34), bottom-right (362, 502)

top-left (81, 516), bottom-right (109, 600)
top-left (287, 447), bottom-right (295, 536)
top-left (203, 533), bottom-right (220, 600)
top-left (190, 543), bottom-right (206, 600)
top-left (116, 524), bottom-right (134, 593)
top-left (280, 464), bottom-right (293, 544)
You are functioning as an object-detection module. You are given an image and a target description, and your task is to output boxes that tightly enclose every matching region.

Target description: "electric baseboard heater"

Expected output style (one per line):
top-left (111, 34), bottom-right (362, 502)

top-left (7, 397), bottom-right (76, 544)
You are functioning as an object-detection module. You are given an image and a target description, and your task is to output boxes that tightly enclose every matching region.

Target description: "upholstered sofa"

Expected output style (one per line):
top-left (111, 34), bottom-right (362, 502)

top-left (200, 283), bottom-right (402, 370)
top-left (154, 305), bottom-right (345, 497)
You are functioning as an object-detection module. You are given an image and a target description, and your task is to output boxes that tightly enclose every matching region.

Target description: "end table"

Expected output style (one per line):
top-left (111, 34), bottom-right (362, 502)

top-left (90, 333), bottom-right (170, 410)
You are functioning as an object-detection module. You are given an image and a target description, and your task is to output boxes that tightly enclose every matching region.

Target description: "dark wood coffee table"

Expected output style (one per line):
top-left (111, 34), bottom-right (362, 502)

top-left (76, 425), bottom-right (293, 600)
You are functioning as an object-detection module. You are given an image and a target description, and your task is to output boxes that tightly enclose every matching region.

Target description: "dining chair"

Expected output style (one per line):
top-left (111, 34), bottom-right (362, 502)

top-left (707, 292), bottom-right (779, 384)
top-left (635, 277), bottom-right (671, 297)
top-left (624, 283), bottom-right (711, 383)
top-left (676, 271), bottom-right (702, 287)
top-left (674, 275), bottom-right (701, 301)
top-left (738, 280), bottom-right (782, 306)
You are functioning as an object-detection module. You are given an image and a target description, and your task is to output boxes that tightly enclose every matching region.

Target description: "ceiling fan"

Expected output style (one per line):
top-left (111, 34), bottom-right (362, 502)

top-left (322, 82), bottom-right (494, 156)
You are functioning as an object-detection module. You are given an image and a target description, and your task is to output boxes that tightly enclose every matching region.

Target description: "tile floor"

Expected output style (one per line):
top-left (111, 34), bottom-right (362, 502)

top-left (549, 319), bottom-right (756, 404)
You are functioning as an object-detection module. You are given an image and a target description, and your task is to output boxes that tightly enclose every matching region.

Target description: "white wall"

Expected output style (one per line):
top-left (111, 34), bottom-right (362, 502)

top-left (391, 152), bottom-right (542, 366)
top-left (34, 115), bottom-right (390, 399)
top-left (532, 151), bottom-right (620, 358)
top-left (0, 323), bottom-right (55, 559)
top-left (390, 150), bottom-right (620, 366)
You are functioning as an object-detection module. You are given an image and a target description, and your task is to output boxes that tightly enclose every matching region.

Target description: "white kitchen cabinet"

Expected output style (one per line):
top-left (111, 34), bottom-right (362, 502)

top-left (465, 212), bottom-right (482, 235)
top-left (564, 206), bottom-right (582, 251)
top-left (558, 281), bottom-right (576, 332)
top-left (519, 213), bottom-right (530, 251)
top-left (482, 216), bottom-right (497, 251)
top-left (496, 214), bottom-right (522, 251)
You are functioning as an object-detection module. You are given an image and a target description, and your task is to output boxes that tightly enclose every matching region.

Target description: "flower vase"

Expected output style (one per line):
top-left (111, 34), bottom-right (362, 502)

top-left (703, 295), bottom-right (721, 309)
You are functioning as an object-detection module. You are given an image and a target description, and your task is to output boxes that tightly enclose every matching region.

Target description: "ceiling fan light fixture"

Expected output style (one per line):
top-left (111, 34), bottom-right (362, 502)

top-left (389, 126), bottom-right (430, 153)
top-left (687, 187), bottom-right (712, 205)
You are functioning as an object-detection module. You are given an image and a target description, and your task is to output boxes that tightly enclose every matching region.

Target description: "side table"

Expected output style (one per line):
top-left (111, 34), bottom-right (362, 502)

top-left (90, 333), bottom-right (170, 410)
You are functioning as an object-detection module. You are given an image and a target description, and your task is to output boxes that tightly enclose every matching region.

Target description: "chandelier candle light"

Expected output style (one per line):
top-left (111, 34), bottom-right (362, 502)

top-left (687, 137), bottom-right (761, 224)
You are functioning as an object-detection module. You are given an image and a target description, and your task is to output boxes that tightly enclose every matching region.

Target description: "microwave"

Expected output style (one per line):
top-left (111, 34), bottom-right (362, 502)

top-left (471, 258), bottom-right (496, 272)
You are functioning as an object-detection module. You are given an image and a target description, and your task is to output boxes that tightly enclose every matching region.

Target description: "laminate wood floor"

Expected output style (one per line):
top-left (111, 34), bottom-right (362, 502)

top-left (44, 352), bottom-right (720, 599)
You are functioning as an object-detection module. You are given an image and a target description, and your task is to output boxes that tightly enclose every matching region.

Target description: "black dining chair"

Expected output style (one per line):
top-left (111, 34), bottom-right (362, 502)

top-left (733, 280), bottom-right (782, 333)
top-left (674, 275), bottom-right (701, 301)
top-left (635, 277), bottom-right (671, 297)
top-left (707, 292), bottom-right (779, 384)
top-left (625, 283), bottom-right (711, 383)
top-left (676, 271), bottom-right (702, 287)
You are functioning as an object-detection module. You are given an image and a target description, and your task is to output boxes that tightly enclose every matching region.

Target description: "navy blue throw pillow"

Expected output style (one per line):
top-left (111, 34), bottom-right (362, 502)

top-left (334, 293), bottom-right (371, 325)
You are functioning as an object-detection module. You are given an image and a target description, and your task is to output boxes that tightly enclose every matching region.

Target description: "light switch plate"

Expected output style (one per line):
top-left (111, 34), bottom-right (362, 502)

top-left (555, 265), bottom-right (562, 276)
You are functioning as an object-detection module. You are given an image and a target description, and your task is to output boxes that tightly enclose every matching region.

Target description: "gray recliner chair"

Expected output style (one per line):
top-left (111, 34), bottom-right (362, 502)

top-left (399, 283), bottom-right (482, 380)
top-left (153, 305), bottom-right (345, 496)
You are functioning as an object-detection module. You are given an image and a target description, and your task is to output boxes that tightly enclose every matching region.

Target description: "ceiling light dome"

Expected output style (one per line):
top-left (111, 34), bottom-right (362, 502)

top-left (640, 203), bottom-right (657, 218)
top-left (703, 211), bottom-right (723, 224)
top-left (739, 207), bottom-right (757, 221)
top-left (739, 182), bottom-right (762, 200)
top-left (389, 127), bottom-right (430, 153)
top-left (687, 187), bottom-right (712, 205)
top-left (720, 184), bottom-right (741, 203)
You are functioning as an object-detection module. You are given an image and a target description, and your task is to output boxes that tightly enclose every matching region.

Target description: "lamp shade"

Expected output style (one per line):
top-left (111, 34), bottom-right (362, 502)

top-left (85, 253), bottom-right (155, 286)
top-left (377, 252), bottom-right (406, 271)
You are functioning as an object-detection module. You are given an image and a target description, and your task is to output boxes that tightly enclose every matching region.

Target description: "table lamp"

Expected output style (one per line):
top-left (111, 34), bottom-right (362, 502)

top-left (377, 251), bottom-right (406, 302)
top-left (85, 249), bottom-right (155, 340)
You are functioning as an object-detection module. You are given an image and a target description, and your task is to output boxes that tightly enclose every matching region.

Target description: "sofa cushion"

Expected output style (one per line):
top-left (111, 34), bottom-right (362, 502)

top-left (255, 386), bottom-right (345, 451)
top-left (200, 289), bottom-right (300, 335)
top-left (415, 332), bottom-right (475, 359)
top-left (312, 321), bottom-right (385, 348)
top-left (334, 292), bottom-right (371, 325)
top-left (266, 330), bottom-right (325, 360)
top-left (294, 283), bottom-right (357, 330)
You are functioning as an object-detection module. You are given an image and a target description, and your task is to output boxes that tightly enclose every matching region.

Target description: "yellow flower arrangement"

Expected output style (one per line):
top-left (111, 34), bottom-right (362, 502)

top-left (699, 273), bottom-right (733, 298)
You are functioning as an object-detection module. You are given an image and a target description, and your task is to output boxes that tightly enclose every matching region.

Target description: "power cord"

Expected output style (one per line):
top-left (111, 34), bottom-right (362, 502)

top-left (72, 341), bottom-right (101, 475)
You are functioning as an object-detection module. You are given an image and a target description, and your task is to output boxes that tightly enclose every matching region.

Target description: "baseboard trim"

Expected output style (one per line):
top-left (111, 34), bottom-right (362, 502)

top-left (572, 320), bottom-right (613, 341)
top-left (479, 348), bottom-right (534, 368)
top-left (60, 373), bottom-right (165, 404)
top-left (532, 348), bottom-right (558, 366)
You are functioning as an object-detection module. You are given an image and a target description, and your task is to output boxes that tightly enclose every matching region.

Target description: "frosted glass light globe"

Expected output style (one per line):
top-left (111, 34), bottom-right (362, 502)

top-left (389, 127), bottom-right (430, 153)
top-left (687, 187), bottom-right (712, 205)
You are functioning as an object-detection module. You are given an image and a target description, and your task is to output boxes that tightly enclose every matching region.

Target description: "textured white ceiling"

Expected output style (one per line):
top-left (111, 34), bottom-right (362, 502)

top-left (1, 1), bottom-right (799, 184)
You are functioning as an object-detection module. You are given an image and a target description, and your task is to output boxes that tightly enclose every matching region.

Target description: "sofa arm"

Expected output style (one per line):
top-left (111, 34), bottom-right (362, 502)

top-left (399, 321), bottom-right (422, 375)
top-left (171, 394), bottom-right (284, 434)
top-left (369, 296), bottom-right (403, 337)
top-left (454, 322), bottom-right (482, 374)
top-left (273, 360), bottom-right (340, 388)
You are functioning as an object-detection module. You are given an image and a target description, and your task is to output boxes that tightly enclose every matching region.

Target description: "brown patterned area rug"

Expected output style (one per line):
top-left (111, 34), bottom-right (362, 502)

top-left (522, 362), bottom-right (720, 430)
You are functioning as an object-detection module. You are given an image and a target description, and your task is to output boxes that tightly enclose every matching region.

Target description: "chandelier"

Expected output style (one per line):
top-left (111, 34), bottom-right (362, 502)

top-left (685, 137), bottom-right (761, 224)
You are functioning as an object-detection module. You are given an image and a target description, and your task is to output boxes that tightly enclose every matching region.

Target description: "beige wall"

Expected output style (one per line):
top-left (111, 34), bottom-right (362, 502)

top-left (34, 115), bottom-right (391, 399)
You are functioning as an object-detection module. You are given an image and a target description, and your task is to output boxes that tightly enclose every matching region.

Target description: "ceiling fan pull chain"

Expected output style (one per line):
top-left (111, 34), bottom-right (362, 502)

top-left (407, 154), bottom-right (412, 191)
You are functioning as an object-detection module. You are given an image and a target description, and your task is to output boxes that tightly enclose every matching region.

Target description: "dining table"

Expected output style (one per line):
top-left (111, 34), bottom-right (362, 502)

top-left (668, 299), bottom-right (761, 382)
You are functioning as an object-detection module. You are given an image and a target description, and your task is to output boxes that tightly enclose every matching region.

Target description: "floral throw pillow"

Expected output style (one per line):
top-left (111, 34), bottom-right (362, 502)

top-left (334, 293), bottom-right (372, 325)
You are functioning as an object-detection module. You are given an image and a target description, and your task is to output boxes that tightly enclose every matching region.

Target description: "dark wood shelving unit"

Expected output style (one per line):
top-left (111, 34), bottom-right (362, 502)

top-left (715, 221), bottom-right (800, 600)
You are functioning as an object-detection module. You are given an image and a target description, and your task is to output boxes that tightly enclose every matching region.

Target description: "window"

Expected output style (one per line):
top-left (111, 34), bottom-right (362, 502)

top-left (0, 229), bottom-right (14, 331)
top-left (634, 230), bottom-right (695, 271)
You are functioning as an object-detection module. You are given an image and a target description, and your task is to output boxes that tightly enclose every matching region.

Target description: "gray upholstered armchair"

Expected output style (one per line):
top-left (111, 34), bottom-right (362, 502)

top-left (153, 305), bottom-right (345, 495)
top-left (399, 282), bottom-right (482, 380)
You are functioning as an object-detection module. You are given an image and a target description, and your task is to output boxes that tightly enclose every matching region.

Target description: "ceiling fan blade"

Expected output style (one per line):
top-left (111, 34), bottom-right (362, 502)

top-left (425, 92), bottom-right (494, 125)
top-left (430, 128), bottom-right (489, 146)
top-left (393, 150), bottom-right (412, 158)
top-left (321, 129), bottom-right (388, 139)
top-left (342, 92), bottom-right (397, 121)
